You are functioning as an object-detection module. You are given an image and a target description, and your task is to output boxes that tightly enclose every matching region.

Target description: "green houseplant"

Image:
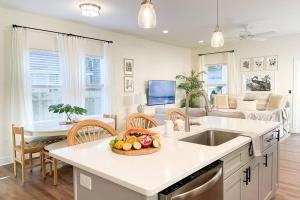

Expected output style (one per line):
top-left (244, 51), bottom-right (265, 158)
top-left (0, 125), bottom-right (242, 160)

top-left (48, 104), bottom-right (87, 124)
top-left (176, 70), bottom-right (206, 108)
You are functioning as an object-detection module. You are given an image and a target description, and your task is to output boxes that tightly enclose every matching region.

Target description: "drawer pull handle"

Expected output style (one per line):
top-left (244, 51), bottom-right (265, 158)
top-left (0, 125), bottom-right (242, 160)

top-left (248, 167), bottom-right (251, 183)
top-left (243, 168), bottom-right (249, 185)
top-left (264, 154), bottom-right (268, 167)
top-left (275, 129), bottom-right (280, 141)
top-left (265, 137), bottom-right (274, 143)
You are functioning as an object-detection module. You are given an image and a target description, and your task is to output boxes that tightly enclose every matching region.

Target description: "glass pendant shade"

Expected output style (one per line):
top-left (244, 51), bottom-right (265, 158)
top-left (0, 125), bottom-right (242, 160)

top-left (211, 0), bottom-right (224, 47)
top-left (138, 1), bottom-right (156, 28)
top-left (80, 3), bottom-right (101, 17)
top-left (211, 26), bottom-right (224, 47)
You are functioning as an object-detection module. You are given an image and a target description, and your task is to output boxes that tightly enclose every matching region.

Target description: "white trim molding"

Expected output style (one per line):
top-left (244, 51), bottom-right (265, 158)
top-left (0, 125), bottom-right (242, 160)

top-left (0, 156), bottom-right (12, 166)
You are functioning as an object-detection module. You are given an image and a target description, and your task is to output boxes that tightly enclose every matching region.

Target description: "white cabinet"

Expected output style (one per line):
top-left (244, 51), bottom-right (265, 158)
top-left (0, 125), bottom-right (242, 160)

top-left (259, 142), bottom-right (278, 200)
top-left (224, 131), bottom-right (278, 200)
top-left (224, 159), bottom-right (259, 200)
top-left (242, 159), bottom-right (260, 200)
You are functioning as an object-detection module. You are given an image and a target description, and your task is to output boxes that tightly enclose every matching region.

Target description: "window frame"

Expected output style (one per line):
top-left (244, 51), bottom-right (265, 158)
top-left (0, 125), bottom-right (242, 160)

top-left (204, 63), bottom-right (228, 103)
top-left (29, 48), bottom-right (62, 122)
top-left (84, 55), bottom-right (104, 116)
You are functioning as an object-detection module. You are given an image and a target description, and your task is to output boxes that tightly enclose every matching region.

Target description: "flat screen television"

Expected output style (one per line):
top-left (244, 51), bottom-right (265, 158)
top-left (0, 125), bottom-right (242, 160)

top-left (148, 80), bottom-right (176, 105)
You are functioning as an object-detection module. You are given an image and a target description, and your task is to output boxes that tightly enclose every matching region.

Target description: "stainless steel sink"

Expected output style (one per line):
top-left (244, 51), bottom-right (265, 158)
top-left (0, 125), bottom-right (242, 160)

top-left (180, 130), bottom-right (239, 146)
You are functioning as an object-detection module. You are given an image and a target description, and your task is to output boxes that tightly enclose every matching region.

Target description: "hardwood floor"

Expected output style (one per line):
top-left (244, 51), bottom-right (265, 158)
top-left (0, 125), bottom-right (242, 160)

top-left (274, 134), bottom-right (300, 200)
top-left (0, 134), bottom-right (300, 200)
top-left (0, 164), bottom-right (73, 200)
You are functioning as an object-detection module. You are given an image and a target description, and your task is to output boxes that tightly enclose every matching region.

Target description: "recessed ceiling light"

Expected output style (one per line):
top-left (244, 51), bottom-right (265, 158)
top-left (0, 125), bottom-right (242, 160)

top-left (162, 30), bottom-right (169, 34)
top-left (79, 3), bottom-right (101, 17)
top-left (198, 40), bottom-right (204, 43)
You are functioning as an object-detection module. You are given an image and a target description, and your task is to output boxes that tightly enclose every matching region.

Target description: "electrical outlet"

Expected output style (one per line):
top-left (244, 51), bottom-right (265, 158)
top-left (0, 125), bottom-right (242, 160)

top-left (80, 173), bottom-right (92, 190)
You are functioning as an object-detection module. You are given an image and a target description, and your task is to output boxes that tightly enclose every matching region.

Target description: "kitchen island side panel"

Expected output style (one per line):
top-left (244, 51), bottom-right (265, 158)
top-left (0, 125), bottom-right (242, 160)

top-left (74, 167), bottom-right (158, 200)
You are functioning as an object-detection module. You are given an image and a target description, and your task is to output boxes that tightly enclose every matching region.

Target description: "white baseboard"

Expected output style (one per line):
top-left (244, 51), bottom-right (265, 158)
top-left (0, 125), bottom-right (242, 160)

top-left (0, 156), bottom-right (12, 166)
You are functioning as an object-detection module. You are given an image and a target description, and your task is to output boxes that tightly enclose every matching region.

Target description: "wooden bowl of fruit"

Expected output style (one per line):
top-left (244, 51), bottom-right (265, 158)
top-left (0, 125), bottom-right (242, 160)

top-left (109, 128), bottom-right (161, 156)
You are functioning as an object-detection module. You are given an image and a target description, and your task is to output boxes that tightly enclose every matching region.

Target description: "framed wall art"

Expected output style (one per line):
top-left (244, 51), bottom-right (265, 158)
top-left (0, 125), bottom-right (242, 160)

top-left (240, 58), bottom-right (251, 72)
top-left (266, 55), bottom-right (278, 70)
top-left (124, 58), bottom-right (134, 75)
top-left (124, 76), bottom-right (134, 93)
top-left (253, 57), bottom-right (264, 71)
top-left (242, 72), bottom-right (275, 92)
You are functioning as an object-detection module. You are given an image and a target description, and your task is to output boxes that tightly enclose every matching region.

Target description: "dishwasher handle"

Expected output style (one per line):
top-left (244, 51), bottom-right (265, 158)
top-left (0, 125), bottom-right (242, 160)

top-left (171, 168), bottom-right (222, 200)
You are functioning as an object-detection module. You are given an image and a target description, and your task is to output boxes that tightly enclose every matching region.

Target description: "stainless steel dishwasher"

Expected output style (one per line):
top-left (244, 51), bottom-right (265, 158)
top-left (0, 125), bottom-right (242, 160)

top-left (159, 160), bottom-right (223, 200)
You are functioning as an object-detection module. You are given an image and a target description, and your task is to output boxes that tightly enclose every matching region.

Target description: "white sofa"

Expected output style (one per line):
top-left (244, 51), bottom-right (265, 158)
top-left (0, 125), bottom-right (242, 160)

top-left (212, 93), bottom-right (290, 136)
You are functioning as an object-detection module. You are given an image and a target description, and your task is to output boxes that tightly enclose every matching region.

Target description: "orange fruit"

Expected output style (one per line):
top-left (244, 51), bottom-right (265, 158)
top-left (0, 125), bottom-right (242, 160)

top-left (126, 136), bottom-right (138, 144)
top-left (122, 143), bottom-right (132, 151)
top-left (114, 141), bottom-right (124, 150)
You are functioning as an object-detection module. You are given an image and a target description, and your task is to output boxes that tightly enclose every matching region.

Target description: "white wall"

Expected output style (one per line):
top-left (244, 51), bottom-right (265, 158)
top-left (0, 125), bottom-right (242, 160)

top-left (192, 34), bottom-right (300, 95)
top-left (0, 7), bottom-right (192, 165)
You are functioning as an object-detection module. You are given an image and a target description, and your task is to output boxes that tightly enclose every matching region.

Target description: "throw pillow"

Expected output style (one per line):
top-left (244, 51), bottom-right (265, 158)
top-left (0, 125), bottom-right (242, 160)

top-left (243, 93), bottom-right (256, 101)
top-left (214, 95), bottom-right (229, 109)
top-left (267, 95), bottom-right (286, 110)
top-left (237, 100), bottom-right (257, 111)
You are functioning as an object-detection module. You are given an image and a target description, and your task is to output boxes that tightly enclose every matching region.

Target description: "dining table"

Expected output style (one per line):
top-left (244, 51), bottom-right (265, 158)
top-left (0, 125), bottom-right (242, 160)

top-left (24, 115), bottom-right (115, 137)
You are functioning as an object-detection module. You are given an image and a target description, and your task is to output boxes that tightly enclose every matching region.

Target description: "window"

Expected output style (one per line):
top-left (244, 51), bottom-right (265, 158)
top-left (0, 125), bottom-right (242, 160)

top-left (206, 64), bottom-right (227, 104)
top-left (29, 49), bottom-right (62, 121)
top-left (85, 56), bottom-right (103, 115)
top-left (29, 50), bottom-right (103, 121)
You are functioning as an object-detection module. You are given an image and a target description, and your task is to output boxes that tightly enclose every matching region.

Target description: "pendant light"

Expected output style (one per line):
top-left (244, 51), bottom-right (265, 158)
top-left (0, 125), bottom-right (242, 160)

top-left (211, 0), bottom-right (224, 47)
top-left (138, 0), bottom-right (156, 29)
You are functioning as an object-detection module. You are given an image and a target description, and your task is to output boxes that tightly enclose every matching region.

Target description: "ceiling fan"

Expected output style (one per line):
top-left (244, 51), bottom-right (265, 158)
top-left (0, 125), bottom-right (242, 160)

top-left (239, 25), bottom-right (276, 41)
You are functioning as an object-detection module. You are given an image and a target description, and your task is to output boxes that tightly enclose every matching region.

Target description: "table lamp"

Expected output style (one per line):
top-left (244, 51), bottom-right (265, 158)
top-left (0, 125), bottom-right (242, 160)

top-left (134, 93), bottom-right (147, 113)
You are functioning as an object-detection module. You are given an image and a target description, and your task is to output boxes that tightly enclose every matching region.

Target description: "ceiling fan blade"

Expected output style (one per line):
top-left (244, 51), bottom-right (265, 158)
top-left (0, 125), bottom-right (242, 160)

top-left (250, 37), bottom-right (267, 42)
top-left (252, 31), bottom-right (276, 37)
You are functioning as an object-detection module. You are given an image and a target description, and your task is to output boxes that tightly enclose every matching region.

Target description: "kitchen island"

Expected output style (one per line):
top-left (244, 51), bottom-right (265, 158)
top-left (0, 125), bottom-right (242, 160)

top-left (50, 116), bottom-right (280, 200)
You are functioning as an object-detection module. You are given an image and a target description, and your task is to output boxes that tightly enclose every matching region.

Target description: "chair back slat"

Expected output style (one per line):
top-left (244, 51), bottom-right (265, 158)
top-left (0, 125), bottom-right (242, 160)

top-left (126, 113), bottom-right (159, 130)
top-left (12, 125), bottom-right (25, 152)
top-left (67, 120), bottom-right (117, 146)
top-left (166, 108), bottom-right (186, 123)
top-left (103, 114), bottom-right (118, 130)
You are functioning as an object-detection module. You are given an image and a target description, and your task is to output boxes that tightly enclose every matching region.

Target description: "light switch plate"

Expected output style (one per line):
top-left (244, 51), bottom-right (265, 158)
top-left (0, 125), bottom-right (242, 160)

top-left (80, 173), bottom-right (92, 190)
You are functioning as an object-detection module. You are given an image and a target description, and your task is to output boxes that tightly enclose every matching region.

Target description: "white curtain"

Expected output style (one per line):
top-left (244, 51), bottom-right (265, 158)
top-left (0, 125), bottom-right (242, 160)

top-left (227, 52), bottom-right (238, 95)
top-left (101, 42), bottom-right (114, 114)
top-left (10, 27), bottom-right (33, 125)
top-left (198, 55), bottom-right (206, 81)
top-left (293, 58), bottom-right (300, 132)
top-left (57, 34), bottom-right (86, 107)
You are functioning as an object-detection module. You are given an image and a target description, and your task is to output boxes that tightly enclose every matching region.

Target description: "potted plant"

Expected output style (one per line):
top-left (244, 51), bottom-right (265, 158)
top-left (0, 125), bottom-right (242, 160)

top-left (48, 104), bottom-right (87, 124)
top-left (176, 70), bottom-right (206, 108)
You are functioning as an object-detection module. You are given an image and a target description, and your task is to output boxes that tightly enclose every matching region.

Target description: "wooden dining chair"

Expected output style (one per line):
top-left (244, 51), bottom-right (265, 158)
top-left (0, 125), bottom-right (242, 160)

top-left (126, 113), bottom-right (159, 130)
top-left (166, 108), bottom-right (186, 123)
top-left (103, 114), bottom-right (118, 131)
top-left (42, 120), bottom-right (116, 185)
top-left (12, 125), bottom-right (44, 184)
top-left (67, 120), bottom-right (117, 146)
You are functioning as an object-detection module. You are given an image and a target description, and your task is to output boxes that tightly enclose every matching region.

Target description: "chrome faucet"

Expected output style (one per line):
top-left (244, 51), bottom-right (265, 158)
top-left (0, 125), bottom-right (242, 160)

top-left (185, 89), bottom-right (210, 132)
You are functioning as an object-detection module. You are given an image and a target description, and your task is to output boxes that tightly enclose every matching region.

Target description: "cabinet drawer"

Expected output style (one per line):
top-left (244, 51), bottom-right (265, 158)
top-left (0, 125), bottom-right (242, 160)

top-left (261, 131), bottom-right (276, 151)
top-left (221, 143), bottom-right (252, 180)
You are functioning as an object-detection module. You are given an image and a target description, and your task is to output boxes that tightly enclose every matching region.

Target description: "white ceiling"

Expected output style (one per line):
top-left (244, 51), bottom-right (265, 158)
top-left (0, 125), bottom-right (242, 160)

top-left (0, 0), bottom-right (300, 47)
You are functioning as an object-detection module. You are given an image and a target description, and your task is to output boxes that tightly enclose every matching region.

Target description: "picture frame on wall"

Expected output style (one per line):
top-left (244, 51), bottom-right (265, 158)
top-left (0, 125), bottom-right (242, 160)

top-left (124, 76), bottom-right (134, 93)
top-left (266, 55), bottom-right (278, 70)
top-left (124, 58), bottom-right (134, 75)
top-left (240, 58), bottom-right (251, 72)
top-left (252, 57), bottom-right (265, 71)
top-left (242, 72), bottom-right (275, 92)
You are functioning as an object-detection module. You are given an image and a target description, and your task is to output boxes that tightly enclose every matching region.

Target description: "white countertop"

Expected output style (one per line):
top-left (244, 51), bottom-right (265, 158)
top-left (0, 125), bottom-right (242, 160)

top-left (152, 116), bottom-right (281, 140)
top-left (50, 116), bottom-right (280, 196)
